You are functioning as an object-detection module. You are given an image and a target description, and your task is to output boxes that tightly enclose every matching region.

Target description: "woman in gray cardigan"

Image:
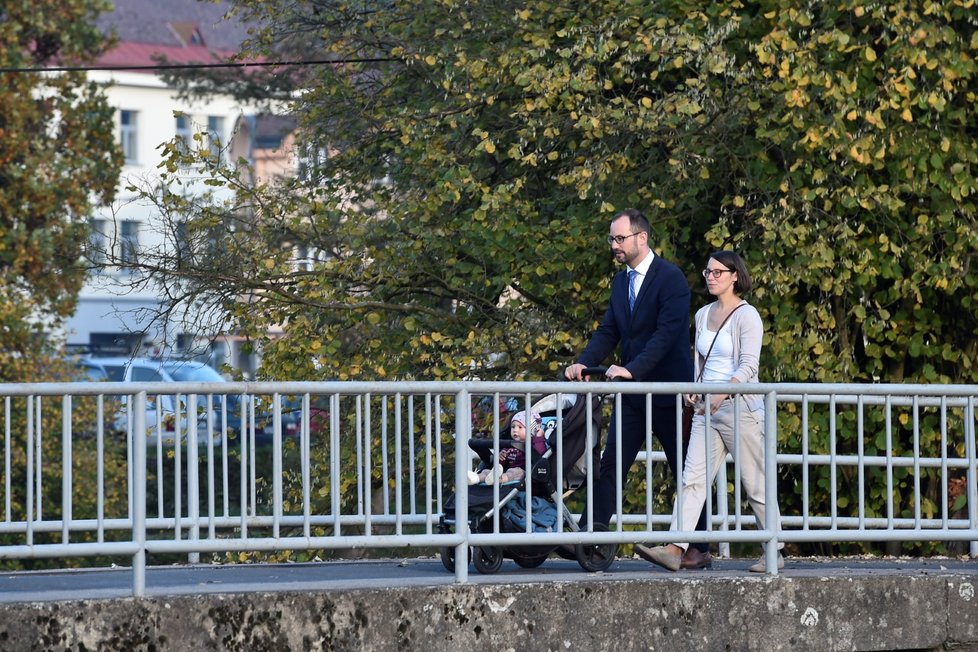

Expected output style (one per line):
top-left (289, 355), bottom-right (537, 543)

top-left (635, 250), bottom-right (783, 572)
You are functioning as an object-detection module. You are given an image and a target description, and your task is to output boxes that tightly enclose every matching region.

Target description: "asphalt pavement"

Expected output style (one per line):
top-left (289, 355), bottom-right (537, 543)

top-left (2, 554), bottom-right (975, 604)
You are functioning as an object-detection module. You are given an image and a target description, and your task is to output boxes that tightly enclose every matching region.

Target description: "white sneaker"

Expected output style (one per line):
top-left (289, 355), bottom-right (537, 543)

top-left (749, 551), bottom-right (784, 573)
top-left (467, 470), bottom-right (479, 485)
top-left (486, 464), bottom-right (503, 484)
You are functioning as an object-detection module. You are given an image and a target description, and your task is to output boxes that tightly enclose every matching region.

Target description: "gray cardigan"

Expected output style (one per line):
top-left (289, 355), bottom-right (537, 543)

top-left (692, 300), bottom-right (764, 414)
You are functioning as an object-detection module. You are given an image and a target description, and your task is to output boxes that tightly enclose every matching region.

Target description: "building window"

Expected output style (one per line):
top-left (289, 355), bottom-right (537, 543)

top-left (120, 220), bottom-right (139, 266)
top-left (175, 114), bottom-right (192, 154)
top-left (174, 220), bottom-right (191, 267)
top-left (87, 218), bottom-right (108, 265)
top-left (120, 110), bottom-right (138, 164)
top-left (207, 115), bottom-right (224, 162)
top-left (296, 142), bottom-right (326, 182)
top-left (89, 332), bottom-right (143, 360)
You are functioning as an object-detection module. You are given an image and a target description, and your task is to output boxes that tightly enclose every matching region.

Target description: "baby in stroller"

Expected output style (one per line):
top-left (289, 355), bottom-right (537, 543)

top-left (439, 389), bottom-right (618, 574)
top-left (467, 410), bottom-right (547, 485)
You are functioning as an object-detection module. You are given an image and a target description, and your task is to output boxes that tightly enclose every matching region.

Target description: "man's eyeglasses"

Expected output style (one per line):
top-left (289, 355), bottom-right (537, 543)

top-left (607, 233), bottom-right (641, 245)
top-left (702, 268), bottom-right (734, 279)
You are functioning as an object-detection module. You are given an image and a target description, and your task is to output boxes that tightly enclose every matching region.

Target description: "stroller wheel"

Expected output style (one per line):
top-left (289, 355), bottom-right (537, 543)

top-left (575, 523), bottom-right (617, 572)
top-left (439, 546), bottom-right (457, 573)
top-left (512, 553), bottom-right (548, 569)
top-left (440, 541), bottom-right (474, 573)
top-left (472, 546), bottom-right (504, 574)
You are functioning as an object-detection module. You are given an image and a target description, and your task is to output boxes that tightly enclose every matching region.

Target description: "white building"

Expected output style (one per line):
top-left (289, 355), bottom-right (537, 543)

top-left (63, 0), bottom-right (295, 375)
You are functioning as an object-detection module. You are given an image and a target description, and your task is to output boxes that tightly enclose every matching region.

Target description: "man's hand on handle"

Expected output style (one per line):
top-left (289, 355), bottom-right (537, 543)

top-left (564, 363), bottom-right (587, 381)
top-left (565, 363), bottom-right (631, 381)
top-left (604, 365), bottom-right (632, 381)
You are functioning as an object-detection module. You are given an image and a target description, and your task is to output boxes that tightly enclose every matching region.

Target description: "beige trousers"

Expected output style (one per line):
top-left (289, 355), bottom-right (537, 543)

top-left (671, 397), bottom-right (782, 551)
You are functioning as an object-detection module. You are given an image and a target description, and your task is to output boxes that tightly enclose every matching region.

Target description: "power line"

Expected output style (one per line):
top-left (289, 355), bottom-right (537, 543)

top-left (0, 57), bottom-right (393, 74)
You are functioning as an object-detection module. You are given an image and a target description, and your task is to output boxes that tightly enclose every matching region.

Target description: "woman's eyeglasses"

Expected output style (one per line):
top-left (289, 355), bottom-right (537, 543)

top-left (702, 268), bottom-right (734, 279)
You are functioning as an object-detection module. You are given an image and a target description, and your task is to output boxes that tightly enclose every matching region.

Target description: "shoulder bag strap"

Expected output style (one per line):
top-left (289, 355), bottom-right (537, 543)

top-left (695, 302), bottom-right (746, 382)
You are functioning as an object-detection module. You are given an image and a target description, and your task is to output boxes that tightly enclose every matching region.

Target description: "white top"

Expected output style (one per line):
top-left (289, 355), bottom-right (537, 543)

top-left (697, 326), bottom-right (736, 383)
top-left (692, 300), bottom-right (765, 414)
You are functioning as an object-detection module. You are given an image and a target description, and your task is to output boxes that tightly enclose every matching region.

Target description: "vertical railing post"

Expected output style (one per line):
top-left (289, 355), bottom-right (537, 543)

top-left (394, 393), bottom-right (403, 535)
top-left (611, 392), bottom-right (623, 532)
top-left (302, 392), bottom-right (312, 539)
top-left (331, 393), bottom-right (341, 537)
top-left (764, 390), bottom-right (779, 576)
top-left (62, 395), bottom-right (72, 545)
top-left (966, 397), bottom-right (977, 558)
top-left (133, 391), bottom-right (147, 597)
top-left (26, 395), bottom-right (33, 547)
top-left (424, 393), bottom-right (434, 534)
top-left (272, 393), bottom-right (282, 540)
top-left (187, 394), bottom-right (200, 564)
top-left (454, 388), bottom-right (470, 583)
top-left (35, 397), bottom-right (43, 523)
top-left (364, 393), bottom-right (373, 537)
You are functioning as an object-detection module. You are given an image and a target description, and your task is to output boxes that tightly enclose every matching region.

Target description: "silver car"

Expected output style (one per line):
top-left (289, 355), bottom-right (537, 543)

top-left (77, 356), bottom-right (235, 446)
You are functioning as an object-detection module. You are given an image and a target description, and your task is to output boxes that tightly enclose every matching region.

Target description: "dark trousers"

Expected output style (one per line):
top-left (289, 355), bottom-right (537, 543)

top-left (588, 399), bottom-right (710, 553)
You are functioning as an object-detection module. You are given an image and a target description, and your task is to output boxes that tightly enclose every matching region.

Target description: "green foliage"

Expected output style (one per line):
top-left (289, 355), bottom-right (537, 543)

top-left (716, 1), bottom-right (978, 387)
top-left (0, 0), bottom-right (124, 566)
top-left (0, 0), bottom-right (122, 374)
top-left (0, 357), bottom-right (133, 570)
top-left (141, 0), bottom-right (978, 555)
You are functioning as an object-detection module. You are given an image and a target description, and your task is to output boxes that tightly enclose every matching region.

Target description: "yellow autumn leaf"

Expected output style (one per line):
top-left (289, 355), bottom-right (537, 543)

top-left (864, 47), bottom-right (876, 62)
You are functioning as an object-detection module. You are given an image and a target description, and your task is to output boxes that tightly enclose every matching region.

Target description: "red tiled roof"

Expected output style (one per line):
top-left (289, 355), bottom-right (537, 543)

top-left (96, 41), bottom-right (238, 73)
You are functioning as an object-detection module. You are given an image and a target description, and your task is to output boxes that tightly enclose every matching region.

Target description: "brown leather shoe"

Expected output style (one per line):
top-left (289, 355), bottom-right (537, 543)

top-left (680, 547), bottom-right (713, 570)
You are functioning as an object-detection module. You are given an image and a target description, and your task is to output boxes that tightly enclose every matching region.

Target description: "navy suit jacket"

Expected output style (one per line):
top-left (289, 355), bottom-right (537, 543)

top-left (578, 254), bottom-right (694, 407)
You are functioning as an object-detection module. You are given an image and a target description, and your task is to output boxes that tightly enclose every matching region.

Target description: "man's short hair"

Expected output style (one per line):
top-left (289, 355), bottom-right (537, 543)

top-left (613, 208), bottom-right (651, 236)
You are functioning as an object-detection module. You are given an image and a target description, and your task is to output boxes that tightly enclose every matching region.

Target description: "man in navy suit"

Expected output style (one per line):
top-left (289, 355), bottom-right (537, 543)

top-left (565, 208), bottom-right (712, 569)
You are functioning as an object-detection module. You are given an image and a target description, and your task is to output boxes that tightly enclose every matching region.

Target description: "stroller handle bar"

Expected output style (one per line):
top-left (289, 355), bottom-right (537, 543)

top-left (580, 366), bottom-right (627, 381)
top-left (581, 366), bottom-right (608, 378)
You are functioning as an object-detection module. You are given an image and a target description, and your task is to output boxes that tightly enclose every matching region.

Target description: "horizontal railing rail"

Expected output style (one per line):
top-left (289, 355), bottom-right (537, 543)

top-left (0, 380), bottom-right (974, 594)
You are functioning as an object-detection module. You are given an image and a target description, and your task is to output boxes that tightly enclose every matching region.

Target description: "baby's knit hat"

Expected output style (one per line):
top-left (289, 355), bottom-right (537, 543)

top-left (510, 410), bottom-right (542, 437)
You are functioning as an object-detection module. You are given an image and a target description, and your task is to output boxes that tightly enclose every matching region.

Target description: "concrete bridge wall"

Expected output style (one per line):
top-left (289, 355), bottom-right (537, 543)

top-left (3, 572), bottom-right (978, 651)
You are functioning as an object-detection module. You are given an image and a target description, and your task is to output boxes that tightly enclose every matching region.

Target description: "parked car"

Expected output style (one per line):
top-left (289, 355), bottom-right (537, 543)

top-left (74, 356), bottom-right (299, 445)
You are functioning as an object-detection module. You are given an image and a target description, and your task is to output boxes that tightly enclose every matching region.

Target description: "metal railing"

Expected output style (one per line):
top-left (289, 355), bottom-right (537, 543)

top-left (0, 380), bottom-right (975, 594)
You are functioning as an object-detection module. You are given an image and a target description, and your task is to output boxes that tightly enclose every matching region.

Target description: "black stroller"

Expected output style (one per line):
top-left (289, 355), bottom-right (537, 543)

top-left (438, 386), bottom-right (618, 574)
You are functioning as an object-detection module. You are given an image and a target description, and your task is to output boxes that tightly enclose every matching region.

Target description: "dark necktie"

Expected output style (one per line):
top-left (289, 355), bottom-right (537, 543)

top-left (628, 270), bottom-right (638, 311)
